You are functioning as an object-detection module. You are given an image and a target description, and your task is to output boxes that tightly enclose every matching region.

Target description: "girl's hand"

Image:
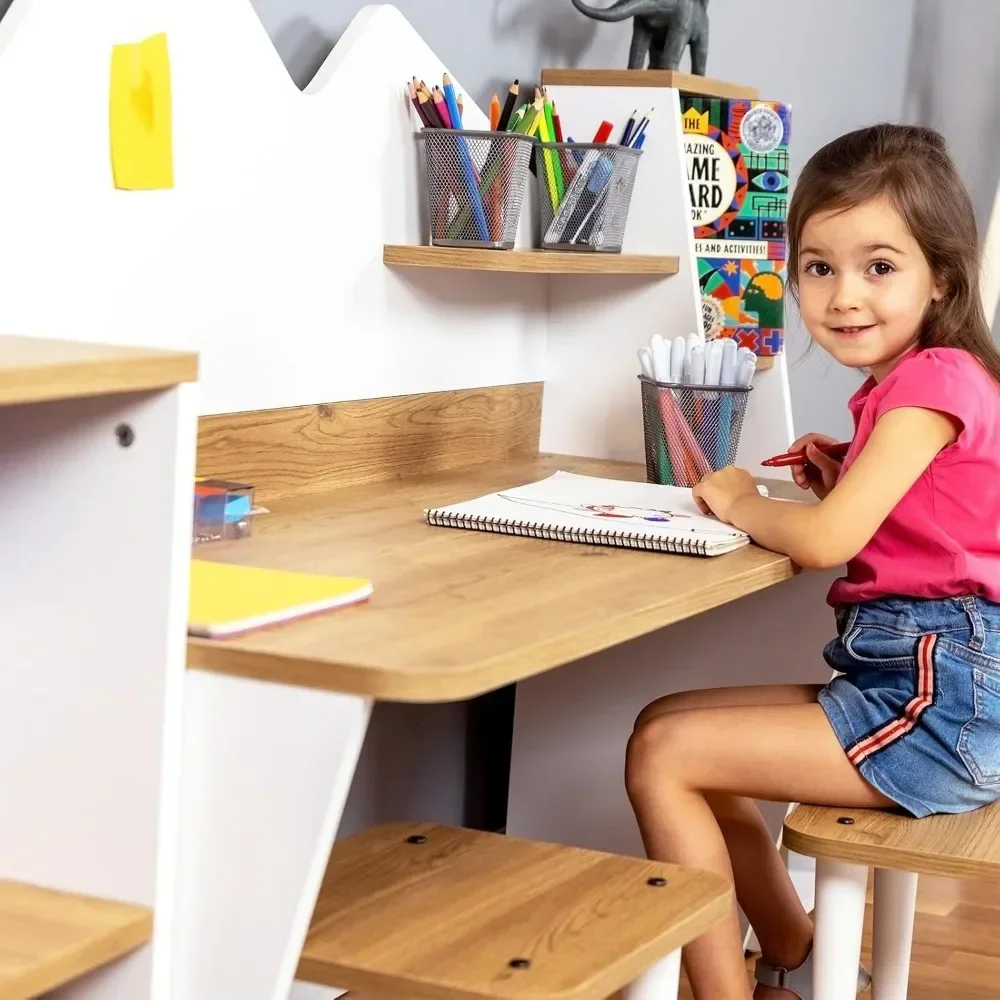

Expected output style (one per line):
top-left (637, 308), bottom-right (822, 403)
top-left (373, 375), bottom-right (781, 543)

top-left (692, 467), bottom-right (759, 524)
top-left (789, 432), bottom-right (842, 499)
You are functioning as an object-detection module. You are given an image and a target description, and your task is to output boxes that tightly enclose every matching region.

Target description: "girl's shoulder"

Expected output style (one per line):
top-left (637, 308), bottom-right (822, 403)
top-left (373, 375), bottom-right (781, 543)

top-left (888, 346), bottom-right (998, 401)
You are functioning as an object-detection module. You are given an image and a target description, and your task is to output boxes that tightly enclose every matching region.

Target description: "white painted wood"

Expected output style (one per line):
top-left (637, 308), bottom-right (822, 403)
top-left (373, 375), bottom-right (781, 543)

top-left (0, 386), bottom-right (195, 999)
top-left (871, 868), bottom-right (918, 1000)
top-left (981, 177), bottom-right (1000, 330)
top-left (289, 984), bottom-right (341, 1000)
top-left (540, 82), bottom-right (794, 470)
top-left (0, 2), bottom-right (547, 417)
top-left (170, 671), bottom-right (371, 1000)
top-left (623, 950), bottom-right (682, 1000)
top-left (812, 859), bottom-right (868, 1000)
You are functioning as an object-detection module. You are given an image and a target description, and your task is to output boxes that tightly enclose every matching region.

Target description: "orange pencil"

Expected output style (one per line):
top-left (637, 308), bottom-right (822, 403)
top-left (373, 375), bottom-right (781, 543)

top-left (489, 92), bottom-right (502, 131)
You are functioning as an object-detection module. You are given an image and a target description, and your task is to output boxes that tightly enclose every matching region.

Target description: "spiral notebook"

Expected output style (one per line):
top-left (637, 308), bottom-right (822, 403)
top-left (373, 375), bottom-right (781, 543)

top-left (425, 471), bottom-right (750, 557)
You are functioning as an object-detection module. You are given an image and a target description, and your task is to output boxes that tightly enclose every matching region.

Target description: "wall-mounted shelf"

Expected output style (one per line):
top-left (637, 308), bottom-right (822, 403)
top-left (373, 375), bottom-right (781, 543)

top-left (384, 245), bottom-right (679, 276)
top-left (540, 69), bottom-right (760, 101)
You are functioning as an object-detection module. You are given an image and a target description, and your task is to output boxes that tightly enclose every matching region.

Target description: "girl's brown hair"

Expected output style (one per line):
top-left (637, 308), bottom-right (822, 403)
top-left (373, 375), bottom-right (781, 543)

top-left (787, 123), bottom-right (1000, 384)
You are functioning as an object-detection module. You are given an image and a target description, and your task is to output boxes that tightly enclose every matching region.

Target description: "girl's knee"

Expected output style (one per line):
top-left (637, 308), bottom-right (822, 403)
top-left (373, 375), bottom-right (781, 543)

top-left (634, 690), bottom-right (697, 731)
top-left (625, 712), bottom-right (690, 799)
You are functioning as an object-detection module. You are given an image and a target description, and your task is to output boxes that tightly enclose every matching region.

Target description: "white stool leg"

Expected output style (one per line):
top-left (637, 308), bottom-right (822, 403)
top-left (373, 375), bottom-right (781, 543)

top-left (623, 950), bottom-right (682, 1000)
top-left (813, 858), bottom-right (868, 1000)
top-left (871, 868), bottom-right (918, 999)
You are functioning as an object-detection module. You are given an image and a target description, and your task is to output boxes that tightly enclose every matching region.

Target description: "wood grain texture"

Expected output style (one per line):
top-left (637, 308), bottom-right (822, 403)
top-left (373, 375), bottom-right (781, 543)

top-left (0, 335), bottom-right (197, 406)
top-left (197, 384), bottom-right (543, 503)
top-left (298, 823), bottom-right (730, 1000)
top-left (694, 876), bottom-right (1000, 1000)
top-left (783, 801), bottom-right (1000, 881)
top-left (540, 69), bottom-right (759, 100)
top-left (0, 881), bottom-right (151, 998)
top-left (186, 455), bottom-right (801, 701)
top-left (383, 246), bottom-right (679, 276)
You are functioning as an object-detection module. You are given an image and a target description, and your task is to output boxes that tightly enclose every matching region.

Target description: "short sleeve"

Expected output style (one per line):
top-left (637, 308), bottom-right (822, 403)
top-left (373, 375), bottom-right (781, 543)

top-left (873, 348), bottom-right (985, 440)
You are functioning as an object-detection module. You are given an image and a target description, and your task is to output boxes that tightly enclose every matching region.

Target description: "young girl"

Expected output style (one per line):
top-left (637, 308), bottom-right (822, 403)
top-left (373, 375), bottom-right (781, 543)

top-left (626, 123), bottom-right (1000, 999)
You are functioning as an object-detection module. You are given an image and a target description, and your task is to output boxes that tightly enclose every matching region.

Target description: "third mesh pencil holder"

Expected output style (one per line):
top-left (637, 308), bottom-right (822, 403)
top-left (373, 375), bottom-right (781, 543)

top-left (420, 128), bottom-right (534, 249)
top-left (535, 143), bottom-right (642, 252)
top-left (639, 375), bottom-right (753, 488)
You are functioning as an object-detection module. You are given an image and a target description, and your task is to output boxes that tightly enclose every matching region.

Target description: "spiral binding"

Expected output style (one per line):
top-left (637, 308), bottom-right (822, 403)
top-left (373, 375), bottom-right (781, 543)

top-left (425, 511), bottom-right (708, 556)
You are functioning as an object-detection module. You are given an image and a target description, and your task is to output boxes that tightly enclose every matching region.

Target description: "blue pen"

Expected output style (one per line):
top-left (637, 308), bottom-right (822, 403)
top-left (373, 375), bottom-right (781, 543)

top-left (441, 73), bottom-right (489, 240)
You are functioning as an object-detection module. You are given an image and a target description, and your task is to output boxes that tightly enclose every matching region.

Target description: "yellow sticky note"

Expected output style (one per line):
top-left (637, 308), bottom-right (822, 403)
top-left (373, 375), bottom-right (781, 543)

top-left (110, 32), bottom-right (173, 190)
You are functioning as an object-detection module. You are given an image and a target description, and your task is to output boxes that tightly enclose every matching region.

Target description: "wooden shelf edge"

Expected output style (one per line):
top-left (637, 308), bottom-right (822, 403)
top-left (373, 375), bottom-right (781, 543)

top-left (383, 245), bottom-right (679, 277)
top-left (0, 880), bottom-right (152, 997)
top-left (0, 335), bottom-right (198, 407)
top-left (541, 69), bottom-right (760, 101)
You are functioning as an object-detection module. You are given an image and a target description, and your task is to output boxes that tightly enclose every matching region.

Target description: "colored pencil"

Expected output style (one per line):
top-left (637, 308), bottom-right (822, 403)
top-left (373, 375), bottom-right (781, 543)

top-left (592, 120), bottom-right (614, 144)
top-left (433, 87), bottom-right (452, 129)
top-left (498, 80), bottom-right (520, 131)
top-left (408, 82), bottom-right (431, 127)
top-left (506, 106), bottom-right (526, 133)
top-left (541, 95), bottom-right (564, 204)
top-left (620, 109), bottom-right (638, 146)
top-left (442, 73), bottom-right (463, 129)
top-left (552, 103), bottom-right (565, 143)
top-left (489, 92), bottom-right (501, 131)
top-left (418, 88), bottom-right (444, 128)
top-left (761, 441), bottom-right (851, 468)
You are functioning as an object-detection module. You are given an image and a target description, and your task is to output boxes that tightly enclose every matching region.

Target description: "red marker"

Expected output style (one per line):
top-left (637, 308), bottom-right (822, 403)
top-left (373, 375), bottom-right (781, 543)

top-left (592, 120), bottom-right (614, 143)
top-left (761, 441), bottom-right (851, 468)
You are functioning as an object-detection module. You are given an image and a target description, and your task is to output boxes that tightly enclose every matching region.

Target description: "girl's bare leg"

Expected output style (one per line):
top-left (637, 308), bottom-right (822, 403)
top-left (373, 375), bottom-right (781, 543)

top-left (626, 691), bottom-right (893, 998)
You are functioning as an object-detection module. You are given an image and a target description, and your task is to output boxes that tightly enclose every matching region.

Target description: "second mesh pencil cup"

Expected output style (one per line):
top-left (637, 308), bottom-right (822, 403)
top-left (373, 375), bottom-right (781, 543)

top-left (639, 375), bottom-right (753, 488)
top-left (420, 128), bottom-right (534, 249)
top-left (536, 143), bottom-right (642, 252)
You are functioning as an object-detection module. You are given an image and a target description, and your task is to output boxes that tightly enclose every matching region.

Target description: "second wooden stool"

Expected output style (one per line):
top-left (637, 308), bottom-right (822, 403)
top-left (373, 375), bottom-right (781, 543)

top-left (784, 799), bottom-right (1000, 1000)
top-left (297, 822), bottom-right (732, 1000)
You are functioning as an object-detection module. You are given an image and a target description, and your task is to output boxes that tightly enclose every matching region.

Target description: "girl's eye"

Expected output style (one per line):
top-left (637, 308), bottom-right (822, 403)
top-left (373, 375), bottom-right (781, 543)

top-left (804, 261), bottom-right (832, 277)
top-left (869, 259), bottom-right (895, 276)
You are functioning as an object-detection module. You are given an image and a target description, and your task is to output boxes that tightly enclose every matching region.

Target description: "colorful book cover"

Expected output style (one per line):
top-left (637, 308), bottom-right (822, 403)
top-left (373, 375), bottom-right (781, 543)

top-left (681, 96), bottom-right (792, 357)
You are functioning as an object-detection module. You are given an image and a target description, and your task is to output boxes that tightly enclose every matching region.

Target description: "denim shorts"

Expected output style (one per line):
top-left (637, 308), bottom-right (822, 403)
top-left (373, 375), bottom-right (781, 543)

top-left (817, 596), bottom-right (1000, 818)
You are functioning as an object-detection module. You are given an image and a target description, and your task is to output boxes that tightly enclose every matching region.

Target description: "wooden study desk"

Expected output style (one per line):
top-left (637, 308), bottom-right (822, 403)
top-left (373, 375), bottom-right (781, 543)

top-left (177, 384), bottom-right (820, 1000)
top-left (187, 455), bottom-right (801, 702)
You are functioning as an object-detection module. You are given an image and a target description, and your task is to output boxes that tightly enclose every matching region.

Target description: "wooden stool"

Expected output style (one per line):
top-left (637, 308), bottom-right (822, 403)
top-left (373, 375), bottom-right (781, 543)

top-left (784, 800), bottom-right (1000, 1000)
top-left (297, 823), bottom-right (732, 1000)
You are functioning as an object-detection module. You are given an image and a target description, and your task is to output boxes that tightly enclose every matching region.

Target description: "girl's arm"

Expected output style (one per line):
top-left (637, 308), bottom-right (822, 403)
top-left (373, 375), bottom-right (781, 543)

top-left (693, 406), bottom-right (959, 569)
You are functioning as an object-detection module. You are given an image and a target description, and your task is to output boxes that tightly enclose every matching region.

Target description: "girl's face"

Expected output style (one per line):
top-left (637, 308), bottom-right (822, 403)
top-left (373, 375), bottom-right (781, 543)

top-left (797, 197), bottom-right (945, 381)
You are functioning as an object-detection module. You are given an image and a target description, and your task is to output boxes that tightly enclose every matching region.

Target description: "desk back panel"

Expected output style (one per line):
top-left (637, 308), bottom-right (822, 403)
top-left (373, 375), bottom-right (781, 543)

top-left (196, 382), bottom-right (544, 502)
top-left (0, 1), bottom-right (546, 417)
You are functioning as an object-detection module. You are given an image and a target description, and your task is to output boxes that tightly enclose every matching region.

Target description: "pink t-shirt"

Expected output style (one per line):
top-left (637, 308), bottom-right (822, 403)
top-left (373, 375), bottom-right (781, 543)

top-left (827, 347), bottom-right (1000, 607)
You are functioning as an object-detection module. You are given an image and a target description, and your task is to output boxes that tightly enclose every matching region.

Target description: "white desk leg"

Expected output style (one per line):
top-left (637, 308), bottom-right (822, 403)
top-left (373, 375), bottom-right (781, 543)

top-left (812, 859), bottom-right (868, 1000)
top-left (170, 670), bottom-right (371, 1000)
top-left (871, 868), bottom-right (918, 1000)
top-left (0, 386), bottom-right (196, 1000)
top-left (623, 950), bottom-right (682, 1000)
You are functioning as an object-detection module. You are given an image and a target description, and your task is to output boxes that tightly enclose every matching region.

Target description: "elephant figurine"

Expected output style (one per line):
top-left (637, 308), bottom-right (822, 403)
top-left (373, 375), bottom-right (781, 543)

top-left (570, 0), bottom-right (710, 74)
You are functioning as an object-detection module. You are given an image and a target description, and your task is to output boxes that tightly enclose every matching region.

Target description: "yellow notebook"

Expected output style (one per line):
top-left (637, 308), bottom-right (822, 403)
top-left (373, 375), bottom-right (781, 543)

top-left (189, 560), bottom-right (373, 638)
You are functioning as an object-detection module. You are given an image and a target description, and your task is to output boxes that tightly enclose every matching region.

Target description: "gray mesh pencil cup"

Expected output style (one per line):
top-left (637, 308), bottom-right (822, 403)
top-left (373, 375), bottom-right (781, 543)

top-left (639, 376), bottom-right (753, 488)
top-left (536, 143), bottom-right (642, 252)
top-left (420, 128), bottom-right (534, 249)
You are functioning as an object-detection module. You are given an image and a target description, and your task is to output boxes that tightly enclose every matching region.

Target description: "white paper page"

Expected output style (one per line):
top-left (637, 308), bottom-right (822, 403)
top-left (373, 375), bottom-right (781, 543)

top-left (428, 471), bottom-right (747, 542)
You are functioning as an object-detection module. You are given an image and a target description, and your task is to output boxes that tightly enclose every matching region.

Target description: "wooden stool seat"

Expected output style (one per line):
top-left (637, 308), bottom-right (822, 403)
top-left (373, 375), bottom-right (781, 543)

top-left (783, 801), bottom-right (1000, 998)
top-left (297, 823), bottom-right (731, 1000)
top-left (0, 880), bottom-right (151, 998)
top-left (784, 799), bottom-right (1000, 880)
